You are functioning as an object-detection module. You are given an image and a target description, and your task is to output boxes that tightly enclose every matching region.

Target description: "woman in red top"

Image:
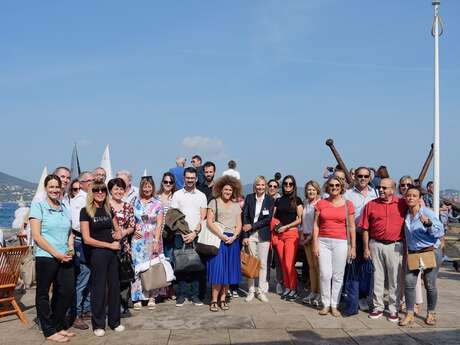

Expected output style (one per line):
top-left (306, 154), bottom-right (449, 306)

top-left (313, 176), bottom-right (356, 317)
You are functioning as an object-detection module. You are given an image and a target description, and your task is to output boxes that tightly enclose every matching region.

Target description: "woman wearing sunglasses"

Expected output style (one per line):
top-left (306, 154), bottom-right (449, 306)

top-left (271, 175), bottom-right (303, 301)
top-left (80, 182), bottom-right (124, 337)
top-left (131, 176), bottom-right (165, 310)
top-left (313, 176), bottom-right (356, 317)
top-left (69, 179), bottom-right (81, 199)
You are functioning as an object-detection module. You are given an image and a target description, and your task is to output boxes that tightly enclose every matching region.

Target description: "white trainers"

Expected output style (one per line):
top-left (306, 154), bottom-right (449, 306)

top-left (148, 298), bottom-right (156, 310)
top-left (133, 301), bottom-right (142, 310)
top-left (245, 290), bottom-right (255, 302)
top-left (257, 292), bottom-right (269, 303)
top-left (114, 325), bottom-right (125, 332)
top-left (302, 292), bottom-right (316, 304)
top-left (94, 329), bottom-right (105, 337)
top-left (359, 298), bottom-right (370, 311)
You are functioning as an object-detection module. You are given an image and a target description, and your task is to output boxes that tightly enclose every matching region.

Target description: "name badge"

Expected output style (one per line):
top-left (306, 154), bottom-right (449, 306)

top-left (262, 209), bottom-right (269, 216)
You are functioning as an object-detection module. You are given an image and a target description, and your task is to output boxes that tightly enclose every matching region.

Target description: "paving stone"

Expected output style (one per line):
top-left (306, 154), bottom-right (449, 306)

top-left (356, 312), bottom-right (420, 329)
top-left (287, 328), bottom-right (356, 345)
top-left (346, 328), bottom-right (420, 345)
top-left (307, 314), bottom-right (367, 329)
top-left (142, 314), bottom-right (254, 330)
top-left (413, 312), bottom-right (460, 328)
top-left (252, 313), bottom-right (312, 330)
top-left (402, 327), bottom-right (460, 345)
top-left (169, 329), bottom-right (230, 345)
top-left (229, 329), bottom-right (293, 345)
top-left (105, 330), bottom-right (170, 345)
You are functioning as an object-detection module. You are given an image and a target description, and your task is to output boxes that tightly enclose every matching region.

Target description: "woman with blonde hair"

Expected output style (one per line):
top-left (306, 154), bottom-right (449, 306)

top-left (207, 176), bottom-right (243, 312)
top-left (313, 176), bottom-right (356, 317)
top-left (301, 180), bottom-right (321, 306)
top-left (242, 176), bottom-right (275, 303)
top-left (131, 176), bottom-right (165, 310)
top-left (80, 181), bottom-right (124, 336)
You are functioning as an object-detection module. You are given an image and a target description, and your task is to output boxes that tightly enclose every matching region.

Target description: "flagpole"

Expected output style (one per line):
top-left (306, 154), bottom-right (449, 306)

top-left (432, 0), bottom-right (443, 216)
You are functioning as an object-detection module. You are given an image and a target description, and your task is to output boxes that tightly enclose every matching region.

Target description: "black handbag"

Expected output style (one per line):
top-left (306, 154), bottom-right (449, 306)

top-left (118, 251), bottom-right (135, 287)
top-left (172, 242), bottom-right (205, 273)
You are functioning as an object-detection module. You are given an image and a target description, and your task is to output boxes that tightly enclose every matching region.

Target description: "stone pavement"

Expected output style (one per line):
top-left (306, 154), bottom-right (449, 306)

top-left (1, 264), bottom-right (460, 345)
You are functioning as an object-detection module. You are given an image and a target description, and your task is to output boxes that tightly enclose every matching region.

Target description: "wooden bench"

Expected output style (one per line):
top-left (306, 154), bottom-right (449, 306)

top-left (0, 245), bottom-right (29, 324)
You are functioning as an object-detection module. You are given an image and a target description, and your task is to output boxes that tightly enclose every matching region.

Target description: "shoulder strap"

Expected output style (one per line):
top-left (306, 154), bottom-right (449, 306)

top-left (344, 200), bottom-right (350, 247)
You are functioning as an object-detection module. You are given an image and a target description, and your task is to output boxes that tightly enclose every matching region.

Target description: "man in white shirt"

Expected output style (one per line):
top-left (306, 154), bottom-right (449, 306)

top-left (69, 171), bottom-right (94, 330)
top-left (171, 167), bottom-right (207, 307)
top-left (344, 166), bottom-right (378, 311)
top-left (116, 170), bottom-right (139, 204)
top-left (222, 160), bottom-right (240, 180)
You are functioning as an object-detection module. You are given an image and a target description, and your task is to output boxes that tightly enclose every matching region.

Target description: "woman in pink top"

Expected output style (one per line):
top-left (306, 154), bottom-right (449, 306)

top-left (313, 176), bottom-right (356, 317)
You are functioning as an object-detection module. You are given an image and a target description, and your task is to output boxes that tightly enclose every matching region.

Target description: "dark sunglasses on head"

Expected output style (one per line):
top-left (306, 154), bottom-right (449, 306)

top-left (92, 187), bottom-right (107, 193)
top-left (328, 183), bottom-right (340, 188)
top-left (163, 180), bottom-right (173, 185)
top-left (357, 174), bottom-right (370, 179)
top-left (378, 185), bottom-right (389, 190)
top-left (283, 182), bottom-right (294, 187)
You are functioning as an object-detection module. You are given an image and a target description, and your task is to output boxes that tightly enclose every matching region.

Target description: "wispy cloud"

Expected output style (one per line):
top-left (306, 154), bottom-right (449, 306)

top-left (182, 136), bottom-right (226, 159)
top-left (76, 138), bottom-right (92, 148)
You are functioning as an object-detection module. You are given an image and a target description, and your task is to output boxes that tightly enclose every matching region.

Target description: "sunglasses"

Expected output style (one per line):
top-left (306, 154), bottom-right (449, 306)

top-left (81, 179), bottom-right (94, 183)
top-left (283, 182), bottom-right (294, 187)
top-left (400, 183), bottom-right (411, 188)
top-left (92, 187), bottom-right (107, 193)
top-left (163, 180), bottom-right (173, 185)
top-left (72, 187), bottom-right (80, 192)
top-left (268, 184), bottom-right (278, 188)
top-left (328, 183), bottom-right (340, 188)
top-left (378, 186), bottom-right (389, 190)
top-left (357, 174), bottom-right (370, 179)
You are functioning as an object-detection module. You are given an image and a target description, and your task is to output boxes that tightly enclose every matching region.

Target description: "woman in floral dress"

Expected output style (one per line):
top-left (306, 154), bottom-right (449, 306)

top-left (131, 176), bottom-right (165, 310)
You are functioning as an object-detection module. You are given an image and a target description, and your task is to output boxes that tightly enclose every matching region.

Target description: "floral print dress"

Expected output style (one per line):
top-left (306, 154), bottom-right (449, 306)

top-left (131, 197), bottom-right (166, 302)
top-left (111, 202), bottom-right (135, 254)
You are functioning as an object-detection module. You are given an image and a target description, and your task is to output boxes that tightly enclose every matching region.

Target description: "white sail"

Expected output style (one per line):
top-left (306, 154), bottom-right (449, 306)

top-left (142, 168), bottom-right (148, 177)
top-left (32, 166), bottom-right (48, 202)
top-left (100, 145), bottom-right (113, 183)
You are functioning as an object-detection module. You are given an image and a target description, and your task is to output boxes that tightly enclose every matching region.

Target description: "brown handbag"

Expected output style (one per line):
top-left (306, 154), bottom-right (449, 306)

top-left (407, 249), bottom-right (436, 271)
top-left (240, 245), bottom-right (261, 279)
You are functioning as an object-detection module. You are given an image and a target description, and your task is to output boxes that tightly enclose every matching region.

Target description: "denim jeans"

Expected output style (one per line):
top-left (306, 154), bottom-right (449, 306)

top-left (404, 248), bottom-right (442, 313)
top-left (73, 237), bottom-right (91, 315)
top-left (173, 234), bottom-right (199, 299)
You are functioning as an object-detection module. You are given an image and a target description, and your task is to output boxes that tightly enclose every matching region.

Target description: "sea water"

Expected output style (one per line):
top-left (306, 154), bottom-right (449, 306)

top-left (0, 202), bottom-right (18, 228)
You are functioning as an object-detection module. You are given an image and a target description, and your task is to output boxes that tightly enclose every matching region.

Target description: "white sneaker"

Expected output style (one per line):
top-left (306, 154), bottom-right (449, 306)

top-left (276, 283), bottom-right (284, 295)
top-left (94, 329), bottom-right (105, 337)
top-left (114, 325), bottom-right (125, 332)
top-left (302, 291), bottom-right (316, 304)
top-left (133, 301), bottom-right (142, 310)
top-left (257, 292), bottom-right (269, 303)
top-left (148, 298), bottom-right (156, 310)
top-left (245, 290), bottom-right (255, 302)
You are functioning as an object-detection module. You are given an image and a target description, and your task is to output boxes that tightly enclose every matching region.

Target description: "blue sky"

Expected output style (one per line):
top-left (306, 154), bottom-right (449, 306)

top-left (1, 1), bottom-right (459, 189)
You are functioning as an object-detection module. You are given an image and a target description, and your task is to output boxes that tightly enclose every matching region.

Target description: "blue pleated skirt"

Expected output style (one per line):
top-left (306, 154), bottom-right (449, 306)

top-left (207, 232), bottom-right (241, 285)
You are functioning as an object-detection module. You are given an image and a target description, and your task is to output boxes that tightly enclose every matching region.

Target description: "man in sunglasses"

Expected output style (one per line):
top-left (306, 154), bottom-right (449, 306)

top-left (359, 178), bottom-right (407, 322)
top-left (68, 171), bottom-right (95, 330)
top-left (344, 167), bottom-right (378, 311)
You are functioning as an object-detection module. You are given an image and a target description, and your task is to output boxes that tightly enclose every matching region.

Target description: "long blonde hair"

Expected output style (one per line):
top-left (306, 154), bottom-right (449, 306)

top-left (85, 182), bottom-right (111, 218)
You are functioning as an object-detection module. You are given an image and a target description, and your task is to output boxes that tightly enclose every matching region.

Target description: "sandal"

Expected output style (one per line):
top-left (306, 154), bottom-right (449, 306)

top-left (425, 312), bottom-right (436, 326)
top-left (209, 301), bottom-right (219, 312)
top-left (219, 300), bottom-right (229, 311)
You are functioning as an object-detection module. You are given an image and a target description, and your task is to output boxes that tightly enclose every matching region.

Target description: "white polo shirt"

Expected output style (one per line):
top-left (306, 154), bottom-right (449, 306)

top-left (69, 189), bottom-right (87, 232)
top-left (171, 188), bottom-right (207, 231)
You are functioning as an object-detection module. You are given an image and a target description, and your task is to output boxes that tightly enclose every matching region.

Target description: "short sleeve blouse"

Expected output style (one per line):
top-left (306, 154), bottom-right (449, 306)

top-left (209, 198), bottom-right (241, 233)
top-left (315, 199), bottom-right (355, 240)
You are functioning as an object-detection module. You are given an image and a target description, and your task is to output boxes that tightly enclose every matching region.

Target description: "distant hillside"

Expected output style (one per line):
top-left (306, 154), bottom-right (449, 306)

top-left (0, 171), bottom-right (37, 202)
top-left (0, 171), bottom-right (36, 189)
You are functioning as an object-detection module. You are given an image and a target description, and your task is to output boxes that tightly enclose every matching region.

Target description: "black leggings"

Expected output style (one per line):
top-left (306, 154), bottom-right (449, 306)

top-left (90, 248), bottom-right (120, 330)
top-left (35, 257), bottom-right (75, 338)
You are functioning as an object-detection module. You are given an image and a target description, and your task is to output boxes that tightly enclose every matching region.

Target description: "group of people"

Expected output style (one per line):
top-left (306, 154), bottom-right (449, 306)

top-left (21, 156), bottom-right (447, 342)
